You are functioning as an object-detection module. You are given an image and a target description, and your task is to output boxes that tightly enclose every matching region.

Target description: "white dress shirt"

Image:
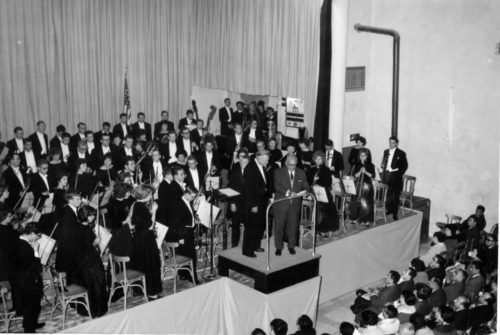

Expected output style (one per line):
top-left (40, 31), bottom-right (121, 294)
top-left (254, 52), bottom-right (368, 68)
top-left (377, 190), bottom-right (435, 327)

top-left (102, 145), bottom-right (111, 155)
top-left (325, 149), bottom-right (334, 167)
top-left (25, 151), bottom-right (37, 170)
top-left (153, 161), bottom-right (163, 181)
top-left (87, 141), bottom-right (95, 154)
top-left (36, 132), bottom-right (47, 155)
top-left (20, 235), bottom-right (38, 258)
top-left (190, 168), bottom-right (200, 190)
top-left (182, 197), bottom-right (195, 227)
top-left (77, 151), bottom-right (86, 159)
top-left (386, 148), bottom-right (397, 172)
top-left (124, 147), bottom-right (133, 157)
top-left (183, 138), bottom-right (192, 156)
top-left (168, 142), bottom-right (177, 161)
top-left (121, 123), bottom-right (128, 137)
top-left (235, 133), bottom-right (242, 147)
top-left (256, 162), bottom-right (266, 182)
top-left (249, 128), bottom-right (256, 140)
top-left (13, 167), bottom-right (25, 188)
top-left (61, 143), bottom-right (70, 162)
top-left (39, 172), bottom-right (50, 191)
top-left (205, 152), bottom-right (213, 171)
top-left (15, 138), bottom-right (24, 152)
top-left (138, 122), bottom-right (145, 129)
top-left (225, 106), bottom-right (232, 122)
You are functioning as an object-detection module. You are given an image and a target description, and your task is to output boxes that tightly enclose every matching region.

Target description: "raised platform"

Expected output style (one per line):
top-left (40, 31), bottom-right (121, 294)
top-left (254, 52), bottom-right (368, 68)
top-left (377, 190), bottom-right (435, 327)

top-left (218, 238), bottom-right (321, 294)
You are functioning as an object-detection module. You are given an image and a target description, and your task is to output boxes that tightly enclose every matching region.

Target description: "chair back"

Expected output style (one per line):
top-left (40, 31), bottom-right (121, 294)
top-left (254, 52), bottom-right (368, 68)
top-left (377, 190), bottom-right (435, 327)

top-left (445, 214), bottom-right (462, 224)
top-left (109, 254), bottom-right (131, 283)
top-left (300, 198), bottom-right (314, 227)
top-left (55, 272), bottom-right (69, 300)
top-left (164, 242), bottom-right (179, 267)
top-left (0, 281), bottom-right (13, 315)
top-left (402, 175), bottom-right (416, 194)
top-left (374, 182), bottom-right (388, 204)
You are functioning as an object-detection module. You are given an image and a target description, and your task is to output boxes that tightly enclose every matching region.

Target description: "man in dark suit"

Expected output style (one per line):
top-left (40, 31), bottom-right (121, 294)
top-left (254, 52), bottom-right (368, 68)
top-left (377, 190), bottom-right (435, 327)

top-left (464, 261), bottom-right (484, 300)
top-left (273, 154), bottom-right (310, 255)
top-left (155, 167), bottom-right (173, 225)
top-left (232, 101), bottom-right (245, 126)
top-left (177, 127), bottom-right (198, 158)
top-left (90, 133), bottom-right (114, 170)
top-left (19, 139), bottom-right (37, 172)
top-left (29, 159), bottom-right (51, 209)
top-left (242, 150), bottom-right (270, 257)
top-left (68, 140), bottom-right (91, 174)
top-left (219, 98), bottom-right (234, 136)
top-left (112, 113), bottom-right (132, 140)
top-left (143, 149), bottom-right (167, 185)
top-left (1, 153), bottom-right (28, 209)
top-left (29, 121), bottom-right (49, 160)
top-left (228, 150), bottom-right (250, 247)
top-left (117, 135), bottom-right (135, 167)
top-left (226, 123), bottom-right (248, 159)
top-left (6, 126), bottom-right (25, 155)
top-left (381, 136), bottom-right (408, 220)
top-left (178, 110), bottom-right (197, 132)
top-left (164, 166), bottom-right (188, 241)
top-left (154, 111), bottom-right (175, 140)
top-left (161, 131), bottom-right (179, 164)
top-left (93, 122), bottom-right (112, 144)
top-left (69, 122), bottom-right (87, 152)
top-left (444, 269), bottom-right (466, 305)
top-left (55, 192), bottom-right (82, 272)
top-left (190, 119), bottom-right (205, 147)
top-left (324, 139), bottom-right (344, 179)
top-left (132, 112), bottom-right (152, 141)
top-left (49, 125), bottom-right (66, 152)
top-left (185, 155), bottom-right (203, 192)
top-left (197, 140), bottom-right (220, 177)
top-left (428, 277), bottom-right (447, 308)
top-left (370, 271), bottom-right (402, 312)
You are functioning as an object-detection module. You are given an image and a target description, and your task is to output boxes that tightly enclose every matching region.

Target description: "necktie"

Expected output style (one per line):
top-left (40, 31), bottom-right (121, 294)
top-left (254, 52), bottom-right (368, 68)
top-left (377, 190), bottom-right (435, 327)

top-left (290, 171), bottom-right (294, 184)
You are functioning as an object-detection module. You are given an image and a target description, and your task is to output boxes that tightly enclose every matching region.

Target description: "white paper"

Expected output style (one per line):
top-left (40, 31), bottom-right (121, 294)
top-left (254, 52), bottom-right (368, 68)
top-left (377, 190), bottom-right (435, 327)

top-left (342, 177), bottom-right (356, 195)
top-left (206, 176), bottom-right (220, 190)
top-left (37, 234), bottom-right (56, 266)
top-left (94, 225), bottom-right (112, 255)
top-left (155, 222), bottom-right (169, 249)
top-left (186, 124), bottom-right (197, 131)
top-left (217, 188), bottom-right (240, 198)
top-left (43, 193), bottom-right (54, 207)
top-left (196, 199), bottom-right (220, 228)
top-left (313, 185), bottom-right (328, 203)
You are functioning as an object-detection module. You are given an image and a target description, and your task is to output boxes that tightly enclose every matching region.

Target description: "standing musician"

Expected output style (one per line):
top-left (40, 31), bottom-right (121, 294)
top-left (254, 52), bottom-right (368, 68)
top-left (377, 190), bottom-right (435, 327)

top-left (112, 113), bottom-right (132, 140)
top-left (164, 166), bottom-right (188, 241)
top-left (190, 119), bottom-right (205, 147)
top-left (146, 149), bottom-right (167, 186)
top-left (350, 148), bottom-right (375, 226)
top-left (243, 119), bottom-right (262, 154)
top-left (380, 136), bottom-right (408, 221)
top-left (132, 112), bottom-right (152, 142)
top-left (226, 123), bottom-right (247, 165)
top-left (70, 122), bottom-right (87, 152)
top-left (198, 140), bottom-right (220, 177)
top-left (219, 98), bottom-right (234, 136)
top-left (6, 126), bottom-right (25, 155)
top-left (93, 122), bottom-right (112, 145)
top-left (185, 155), bottom-right (203, 192)
top-left (49, 125), bottom-right (66, 152)
top-left (19, 139), bottom-right (37, 173)
top-left (69, 160), bottom-right (94, 199)
top-left (156, 167), bottom-right (174, 225)
top-left (154, 111), bottom-right (175, 140)
top-left (324, 139), bottom-right (344, 179)
top-left (273, 155), bottom-right (310, 255)
top-left (228, 149), bottom-right (250, 248)
top-left (232, 101), bottom-right (245, 126)
top-left (178, 109), bottom-right (197, 132)
top-left (1, 153), bottom-right (28, 208)
top-left (94, 153), bottom-right (117, 188)
top-left (29, 159), bottom-right (51, 210)
top-left (91, 133), bottom-right (114, 171)
top-left (242, 150), bottom-right (270, 258)
top-left (120, 156), bottom-right (143, 186)
top-left (162, 131), bottom-right (179, 164)
top-left (177, 127), bottom-right (198, 158)
top-left (348, 136), bottom-right (371, 172)
top-left (28, 121), bottom-right (49, 160)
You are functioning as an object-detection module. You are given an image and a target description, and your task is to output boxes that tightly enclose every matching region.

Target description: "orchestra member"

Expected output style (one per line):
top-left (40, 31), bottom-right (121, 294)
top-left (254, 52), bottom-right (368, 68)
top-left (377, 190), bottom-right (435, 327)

top-left (19, 138), bottom-right (37, 172)
top-left (132, 112), bottom-right (152, 142)
top-left (112, 113), bottom-right (132, 140)
top-left (91, 133), bottom-right (114, 171)
top-left (70, 122), bottom-right (87, 152)
top-left (146, 149), bottom-right (166, 186)
top-left (106, 182), bottom-right (134, 232)
top-left (47, 148), bottom-right (67, 188)
top-left (324, 139), bottom-right (344, 179)
top-left (95, 153), bottom-right (117, 188)
top-left (85, 130), bottom-right (95, 155)
top-left (60, 132), bottom-right (71, 163)
top-left (156, 167), bottom-right (174, 225)
top-left (242, 150), bottom-right (270, 257)
top-left (219, 98), bottom-right (234, 136)
top-left (68, 140), bottom-right (91, 174)
top-left (348, 136), bottom-right (370, 171)
top-left (118, 135), bottom-right (135, 167)
top-left (186, 155), bottom-right (203, 192)
top-left (381, 136), bottom-right (408, 221)
top-left (29, 159), bottom-right (51, 210)
top-left (297, 139), bottom-right (313, 172)
top-left (226, 123), bottom-right (247, 159)
top-left (351, 148), bottom-right (375, 226)
top-left (1, 153), bottom-right (27, 208)
top-left (198, 140), bottom-right (220, 177)
top-left (244, 119), bottom-right (262, 154)
top-left (162, 131), bottom-right (178, 164)
top-left (69, 160), bottom-right (94, 199)
top-left (177, 127), bottom-right (198, 157)
top-left (28, 121), bottom-right (49, 160)
top-left (6, 126), bottom-right (25, 155)
top-left (178, 109), bottom-right (197, 131)
top-left (49, 124), bottom-right (66, 151)
top-left (273, 155), bottom-right (310, 255)
top-left (93, 122), bottom-right (112, 144)
top-left (190, 119), bottom-right (205, 147)
top-left (228, 149), bottom-right (250, 247)
top-left (268, 138), bottom-right (283, 165)
top-left (174, 150), bottom-right (188, 169)
top-left (232, 101), bottom-right (245, 126)
top-left (154, 111), bottom-right (175, 139)
top-left (256, 101), bottom-right (267, 129)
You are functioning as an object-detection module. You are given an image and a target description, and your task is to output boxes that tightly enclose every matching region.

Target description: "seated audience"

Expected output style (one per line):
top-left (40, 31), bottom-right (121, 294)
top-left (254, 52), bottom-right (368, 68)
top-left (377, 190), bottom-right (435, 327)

top-left (428, 277), bottom-right (447, 308)
top-left (411, 258), bottom-right (429, 285)
top-left (358, 310), bottom-right (384, 335)
top-left (464, 261), bottom-right (484, 300)
top-left (293, 314), bottom-right (316, 335)
top-left (432, 306), bottom-right (456, 335)
top-left (399, 268), bottom-right (416, 293)
top-left (270, 318), bottom-right (288, 335)
top-left (377, 305), bottom-right (400, 335)
top-left (414, 283), bottom-right (432, 316)
top-left (409, 313), bottom-right (433, 335)
top-left (396, 291), bottom-right (418, 323)
top-left (426, 254), bottom-right (446, 281)
top-left (468, 291), bottom-right (495, 334)
top-left (443, 268), bottom-right (467, 305)
top-left (452, 296), bottom-right (470, 335)
top-left (420, 232), bottom-right (447, 266)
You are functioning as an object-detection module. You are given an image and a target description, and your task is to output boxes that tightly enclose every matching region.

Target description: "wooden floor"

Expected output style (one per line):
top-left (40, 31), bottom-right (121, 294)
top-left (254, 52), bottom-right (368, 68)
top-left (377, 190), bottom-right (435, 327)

top-left (1, 209), bottom-right (424, 334)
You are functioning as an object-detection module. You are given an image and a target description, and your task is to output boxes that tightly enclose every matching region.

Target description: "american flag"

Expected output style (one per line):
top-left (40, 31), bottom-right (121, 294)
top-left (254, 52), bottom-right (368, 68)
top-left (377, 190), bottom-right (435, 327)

top-left (123, 69), bottom-right (131, 125)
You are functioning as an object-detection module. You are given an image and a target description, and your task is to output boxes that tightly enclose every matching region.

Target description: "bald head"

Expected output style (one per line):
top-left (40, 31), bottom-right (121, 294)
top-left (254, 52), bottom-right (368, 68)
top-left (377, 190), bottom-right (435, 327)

top-left (286, 155), bottom-right (298, 171)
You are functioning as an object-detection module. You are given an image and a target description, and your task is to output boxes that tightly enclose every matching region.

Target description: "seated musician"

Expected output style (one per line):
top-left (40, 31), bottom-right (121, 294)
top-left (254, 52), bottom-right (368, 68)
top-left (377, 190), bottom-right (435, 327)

top-left (69, 159), bottom-right (94, 199)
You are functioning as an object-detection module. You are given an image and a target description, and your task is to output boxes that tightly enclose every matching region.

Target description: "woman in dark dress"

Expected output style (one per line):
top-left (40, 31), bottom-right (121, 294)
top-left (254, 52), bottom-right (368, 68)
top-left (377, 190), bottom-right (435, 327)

top-left (94, 153), bottom-right (117, 188)
top-left (351, 148), bottom-right (375, 226)
top-left (298, 139), bottom-right (313, 173)
top-left (129, 185), bottom-right (162, 300)
top-left (52, 173), bottom-right (69, 214)
top-left (268, 138), bottom-right (283, 165)
top-left (308, 151), bottom-right (339, 236)
top-left (47, 148), bottom-right (68, 188)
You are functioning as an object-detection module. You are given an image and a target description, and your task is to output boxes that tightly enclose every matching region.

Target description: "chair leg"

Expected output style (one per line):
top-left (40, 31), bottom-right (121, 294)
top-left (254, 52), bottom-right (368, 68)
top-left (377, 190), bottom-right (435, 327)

top-left (299, 227), bottom-right (304, 248)
top-left (84, 294), bottom-right (92, 318)
top-left (142, 277), bottom-right (148, 303)
top-left (173, 269), bottom-right (177, 293)
top-left (123, 284), bottom-right (128, 311)
top-left (62, 302), bottom-right (67, 330)
top-left (6, 317), bottom-right (10, 333)
top-left (107, 283), bottom-right (115, 307)
top-left (190, 262), bottom-right (196, 286)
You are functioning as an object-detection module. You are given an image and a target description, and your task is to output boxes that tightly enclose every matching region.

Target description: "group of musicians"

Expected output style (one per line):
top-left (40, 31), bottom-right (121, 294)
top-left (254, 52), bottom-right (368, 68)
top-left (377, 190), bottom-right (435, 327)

top-left (0, 99), bottom-right (408, 331)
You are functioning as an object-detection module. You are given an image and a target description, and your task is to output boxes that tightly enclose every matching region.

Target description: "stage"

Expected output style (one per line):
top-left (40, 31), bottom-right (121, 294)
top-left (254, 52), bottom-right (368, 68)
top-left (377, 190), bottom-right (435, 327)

top-left (218, 237), bottom-right (321, 294)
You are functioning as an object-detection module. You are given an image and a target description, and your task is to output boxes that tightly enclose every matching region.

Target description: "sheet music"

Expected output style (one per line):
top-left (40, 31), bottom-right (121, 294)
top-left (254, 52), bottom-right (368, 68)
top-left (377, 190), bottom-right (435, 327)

top-left (313, 185), bottom-right (328, 203)
top-left (37, 234), bottom-right (56, 266)
top-left (343, 177), bottom-right (356, 195)
top-left (206, 176), bottom-right (220, 190)
top-left (20, 192), bottom-right (34, 208)
top-left (155, 222), bottom-right (169, 249)
top-left (196, 199), bottom-right (220, 228)
top-left (94, 225), bottom-right (112, 255)
top-left (217, 188), bottom-right (240, 197)
top-left (43, 193), bottom-right (54, 207)
top-left (331, 177), bottom-right (343, 195)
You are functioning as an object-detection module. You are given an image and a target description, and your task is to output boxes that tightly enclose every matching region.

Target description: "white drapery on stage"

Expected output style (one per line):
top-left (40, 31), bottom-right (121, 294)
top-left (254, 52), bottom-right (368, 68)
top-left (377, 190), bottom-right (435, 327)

top-left (65, 276), bottom-right (321, 334)
top-left (0, 0), bottom-right (321, 138)
top-left (317, 211), bottom-right (423, 303)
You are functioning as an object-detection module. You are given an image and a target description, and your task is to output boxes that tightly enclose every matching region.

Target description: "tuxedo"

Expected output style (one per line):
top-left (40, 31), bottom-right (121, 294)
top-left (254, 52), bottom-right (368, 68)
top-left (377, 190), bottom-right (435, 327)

top-left (324, 149), bottom-right (344, 178)
top-left (69, 132), bottom-right (86, 152)
top-left (1, 166), bottom-right (27, 208)
top-left (55, 205), bottom-right (80, 271)
top-left (112, 123), bottom-right (132, 140)
top-left (28, 132), bottom-right (49, 159)
top-left (49, 135), bottom-right (63, 152)
top-left (190, 128), bottom-right (204, 146)
top-left (132, 121), bottom-right (152, 141)
top-left (154, 120), bottom-right (175, 139)
top-left (197, 150), bottom-right (221, 177)
top-left (93, 131), bottom-right (112, 145)
top-left (178, 117), bottom-right (196, 131)
top-left (228, 163), bottom-right (246, 247)
top-left (219, 106), bottom-right (234, 136)
top-left (90, 145), bottom-right (115, 170)
top-left (69, 172), bottom-right (94, 199)
top-left (232, 110), bottom-right (245, 126)
top-left (6, 138), bottom-right (25, 155)
top-left (243, 129), bottom-right (262, 153)
top-left (242, 160), bottom-right (269, 255)
top-left (29, 172), bottom-right (51, 209)
top-left (145, 159), bottom-right (167, 183)
top-left (162, 141), bottom-right (179, 163)
top-left (117, 146), bottom-right (136, 167)
top-left (67, 151), bottom-right (91, 173)
top-left (381, 147), bottom-right (408, 218)
top-left (177, 137), bottom-right (196, 157)
top-left (226, 133), bottom-right (248, 157)
top-left (273, 166), bottom-right (310, 250)
top-left (174, 198), bottom-right (199, 282)
top-left (19, 150), bottom-right (37, 171)
top-left (156, 180), bottom-right (173, 225)
top-left (186, 167), bottom-right (203, 192)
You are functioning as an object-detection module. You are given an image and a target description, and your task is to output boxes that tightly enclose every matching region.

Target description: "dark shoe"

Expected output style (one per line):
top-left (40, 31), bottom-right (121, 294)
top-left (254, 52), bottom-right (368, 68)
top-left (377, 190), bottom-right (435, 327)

top-left (275, 249), bottom-right (282, 256)
top-left (288, 248), bottom-right (296, 255)
top-left (36, 322), bottom-right (46, 329)
top-left (255, 248), bottom-right (265, 252)
top-left (393, 215), bottom-right (399, 221)
top-left (148, 295), bottom-right (158, 301)
top-left (244, 253), bottom-right (257, 258)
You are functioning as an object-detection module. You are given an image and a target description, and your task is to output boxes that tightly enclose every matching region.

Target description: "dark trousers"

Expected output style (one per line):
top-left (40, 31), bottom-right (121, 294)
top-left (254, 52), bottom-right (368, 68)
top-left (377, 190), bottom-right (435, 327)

top-left (273, 203), bottom-right (300, 250)
top-left (384, 172), bottom-right (403, 217)
top-left (230, 205), bottom-right (243, 248)
top-left (178, 228), bottom-right (198, 282)
top-left (16, 272), bottom-right (43, 332)
top-left (242, 205), bottom-right (265, 255)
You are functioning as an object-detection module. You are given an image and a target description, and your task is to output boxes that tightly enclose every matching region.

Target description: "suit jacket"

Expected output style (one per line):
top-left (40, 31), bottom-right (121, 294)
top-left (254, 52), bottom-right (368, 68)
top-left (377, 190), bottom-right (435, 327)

top-left (219, 106), bottom-right (234, 136)
top-left (131, 122), bottom-right (152, 141)
top-left (177, 138), bottom-right (197, 157)
top-left (69, 172), bottom-right (94, 199)
top-left (93, 131), bottom-right (112, 145)
top-left (55, 205), bottom-right (80, 271)
top-left (117, 146), bottom-right (136, 167)
top-left (382, 148), bottom-right (408, 177)
top-left (444, 281), bottom-right (465, 305)
top-left (398, 279), bottom-right (415, 294)
top-left (370, 285), bottom-right (401, 308)
top-left (428, 288), bottom-right (447, 308)
top-left (190, 128), bottom-right (204, 146)
top-left (29, 132), bottom-right (49, 159)
top-left (112, 123), bottom-right (132, 140)
top-left (325, 149), bottom-right (344, 178)
top-left (226, 133), bottom-right (248, 157)
top-left (186, 167), bottom-right (203, 192)
top-left (6, 138), bottom-right (24, 155)
top-left (228, 163), bottom-right (245, 206)
top-left (156, 180), bottom-right (173, 224)
top-left (67, 151), bottom-right (91, 174)
top-left (243, 129), bottom-right (262, 153)
top-left (166, 197), bottom-right (194, 242)
top-left (90, 145), bottom-right (115, 170)
top-left (2, 166), bottom-right (28, 208)
top-left (69, 133), bottom-right (86, 152)
top-left (154, 121), bottom-right (175, 140)
top-left (49, 135), bottom-right (63, 152)
top-left (29, 173), bottom-right (51, 209)
top-left (273, 166), bottom-right (310, 210)
top-left (197, 150), bottom-right (221, 177)
top-left (464, 274), bottom-right (484, 300)
top-left (19, 151), bottom-right (37, 171)
top-left (243, 160), bottom-right (268, 210)
top-left (178, 117), bottom-right (196, 131)
top-left (144, 159), bottom-right (167, 183)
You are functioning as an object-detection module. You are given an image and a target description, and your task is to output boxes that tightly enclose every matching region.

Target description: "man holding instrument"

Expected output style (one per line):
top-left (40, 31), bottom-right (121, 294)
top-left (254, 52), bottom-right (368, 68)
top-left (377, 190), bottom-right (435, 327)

top-left (1, 153), bottom-right (28, 208)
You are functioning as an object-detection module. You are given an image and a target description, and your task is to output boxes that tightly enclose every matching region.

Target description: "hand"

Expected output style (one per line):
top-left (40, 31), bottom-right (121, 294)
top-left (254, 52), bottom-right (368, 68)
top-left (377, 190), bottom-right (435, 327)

top-left (179, 239), bottom-right (185, 245)
top-left (361, 167), bottom-right (365, 173)
top-left (42, 191), bottom-right (50, 196)
top-left (329, 166), bottom-right (335, 171)
top-left (151, 202), bottom-right (158, 213)
top-left (93, 237), bottom-right (101, 246)
top-left (251, 206), bottom-right (258, 213)
top-left (230, 204), bottom-right (237, 212)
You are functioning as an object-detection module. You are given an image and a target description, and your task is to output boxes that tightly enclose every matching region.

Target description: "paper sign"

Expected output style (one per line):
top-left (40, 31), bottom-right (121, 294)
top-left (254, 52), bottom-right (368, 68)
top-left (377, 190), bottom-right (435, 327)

top-left (155, 222), bottom-right (169, 249)
top-left (37, 234), bottom-right (56, 266)
top-left (196, 199), bottom-right (220, 228)
top-left (313, 185), bottom-right (328, 203)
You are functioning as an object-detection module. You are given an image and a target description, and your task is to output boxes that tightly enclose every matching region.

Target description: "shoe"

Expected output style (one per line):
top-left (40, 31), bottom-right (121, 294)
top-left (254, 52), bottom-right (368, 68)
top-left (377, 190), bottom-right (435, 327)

top-left (288, 248), bottom-right (296, 255)
top-left (148, 295), bottom-right (159, 301)
top-left (244, 253), bottom-right (257, 258)
top-left (255, 248), bottom-right (265, 252)
top-left (275, 249), bottom-right (282, 256)
top-left (35, 322), bottom-right (46, 329)
top-left (393, 215), bottom-right (399, 221)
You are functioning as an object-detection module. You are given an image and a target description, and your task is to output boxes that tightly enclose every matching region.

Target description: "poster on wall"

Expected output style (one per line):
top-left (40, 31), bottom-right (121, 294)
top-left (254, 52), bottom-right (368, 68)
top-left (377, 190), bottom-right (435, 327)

top-left (285, 97), bottom-right (305, 128)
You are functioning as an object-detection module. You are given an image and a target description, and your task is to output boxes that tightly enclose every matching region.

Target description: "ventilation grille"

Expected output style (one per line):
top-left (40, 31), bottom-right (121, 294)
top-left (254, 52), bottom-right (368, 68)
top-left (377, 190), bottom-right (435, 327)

top-left (345, 66), bottom-right (365, 92)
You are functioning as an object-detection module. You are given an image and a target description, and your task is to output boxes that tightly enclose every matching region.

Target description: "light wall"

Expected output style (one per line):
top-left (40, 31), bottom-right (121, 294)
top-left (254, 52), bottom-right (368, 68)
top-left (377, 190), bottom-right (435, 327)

top-left (344, 0), bottom-right (500, 232)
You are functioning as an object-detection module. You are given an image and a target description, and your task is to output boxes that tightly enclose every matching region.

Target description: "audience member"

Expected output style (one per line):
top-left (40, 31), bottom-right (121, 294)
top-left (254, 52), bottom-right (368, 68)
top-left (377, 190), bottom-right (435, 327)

top-left (270, 318), bottom-right (288, 335)
top-left (377, 305), bottom-right (400, 335)
top-left (294, 314), bottom-right (316, 335)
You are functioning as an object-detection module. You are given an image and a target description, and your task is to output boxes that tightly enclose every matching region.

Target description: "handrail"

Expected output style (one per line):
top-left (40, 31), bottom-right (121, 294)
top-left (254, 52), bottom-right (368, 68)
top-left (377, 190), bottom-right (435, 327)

top-left (265, 192), bottom-right (317, 271)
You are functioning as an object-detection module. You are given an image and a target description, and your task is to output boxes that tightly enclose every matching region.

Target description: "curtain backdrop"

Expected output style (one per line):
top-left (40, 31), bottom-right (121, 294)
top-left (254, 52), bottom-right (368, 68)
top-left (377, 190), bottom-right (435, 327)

top-left (0, 0), bottom-right (321, 140)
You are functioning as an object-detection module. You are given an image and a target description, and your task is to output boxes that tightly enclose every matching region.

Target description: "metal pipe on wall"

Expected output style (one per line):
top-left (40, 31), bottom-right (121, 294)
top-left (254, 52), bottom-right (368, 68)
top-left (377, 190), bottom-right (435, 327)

top-left (354, 23), bottom-right (400, 137)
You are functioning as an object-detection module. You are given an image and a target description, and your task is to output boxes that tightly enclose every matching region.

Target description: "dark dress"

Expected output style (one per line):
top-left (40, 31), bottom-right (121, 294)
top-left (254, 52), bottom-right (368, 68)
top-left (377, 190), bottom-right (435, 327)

top-left (298, 150), bottom-right (313, 172)
top-left (351, 162), bottom-right (375, 223)
top-left (269, 149), bottom-right (283, 165)
top-left (130, 201), bottom-right (162, 296)
top-left (308, 165), bottom-right (339, 232)
top-left (48, 161), bottom-right (67, 188)
top-left (95, 167), bottom-right (117, 188)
